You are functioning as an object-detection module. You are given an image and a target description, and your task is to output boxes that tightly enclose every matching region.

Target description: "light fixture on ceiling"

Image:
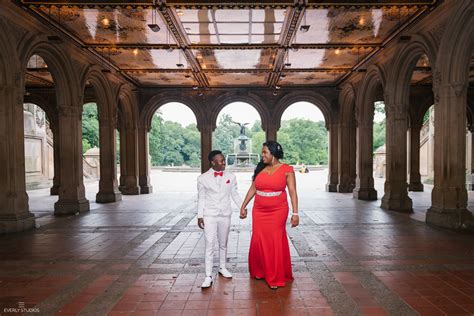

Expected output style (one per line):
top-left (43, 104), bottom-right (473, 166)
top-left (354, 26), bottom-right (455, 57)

top-left (133, 48), bottom-right (139, 56)
top-left (275, 85), bottom-right (281, 90)
top-left (273, 91), bottom-right (278, 96)
top-left (176, 10), bottom-right (184, 16)
top-left (299, 10), bottom-right (310, 33)
top-left (359, 17), bottom-right (365, 26)
top-left (335, 48), bottom-right (340, 55)
top-left (176, 63), bottom-right (184, 68)
top-left (184, 74), bottom-right (191, 79)
top-left (193, 85), bottom-right (198, 90)
top-left (148, 6), bottom-right (161, 32)
top-left (198, 91), bottom-right (203, 97)
top-left (101, 17), bottom-right (110, 27)
top-left (280, 73), bottom-right (286, 79)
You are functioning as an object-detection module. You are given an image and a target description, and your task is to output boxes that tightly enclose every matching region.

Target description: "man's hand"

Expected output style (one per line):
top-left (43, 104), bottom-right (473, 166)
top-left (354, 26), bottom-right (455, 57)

top-left (198, 218), bottom-right (205, 229)
top-left (240, 208), bottom-right (247, 219)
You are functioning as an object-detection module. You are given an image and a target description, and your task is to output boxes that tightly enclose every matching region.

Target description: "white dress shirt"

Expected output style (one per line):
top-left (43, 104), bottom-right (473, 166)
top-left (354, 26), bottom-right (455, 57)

top-left (197, 168), bottom-right (243, 218)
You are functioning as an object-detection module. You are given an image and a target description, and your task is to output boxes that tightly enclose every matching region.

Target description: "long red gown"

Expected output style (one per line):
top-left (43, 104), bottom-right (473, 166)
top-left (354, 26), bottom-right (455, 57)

top-left (248, 163), bottom-right (294, 287)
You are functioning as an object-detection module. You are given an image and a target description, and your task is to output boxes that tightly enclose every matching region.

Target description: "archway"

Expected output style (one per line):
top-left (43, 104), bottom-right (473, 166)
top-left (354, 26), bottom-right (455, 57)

top-left (277, 101), bottom-right (328, 191)
top-left (148, 102), bottom-right (200, 192)
top-left (213, 101), bottom-right (264, 169)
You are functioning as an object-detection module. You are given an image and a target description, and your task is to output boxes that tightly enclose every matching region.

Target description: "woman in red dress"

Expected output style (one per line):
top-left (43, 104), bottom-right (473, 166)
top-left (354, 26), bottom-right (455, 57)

top-left (240, 141), bottom-right (299, 289)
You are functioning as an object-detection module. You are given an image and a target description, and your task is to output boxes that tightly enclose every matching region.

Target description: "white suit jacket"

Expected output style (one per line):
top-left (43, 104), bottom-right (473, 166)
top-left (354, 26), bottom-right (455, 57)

top-left (197, 168), bottom-right (243, 218)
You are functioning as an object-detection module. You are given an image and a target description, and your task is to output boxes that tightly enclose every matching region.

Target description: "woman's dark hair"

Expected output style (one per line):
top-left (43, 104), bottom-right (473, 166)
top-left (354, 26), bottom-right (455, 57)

top-left (252, 141), bottom-right (284, 181)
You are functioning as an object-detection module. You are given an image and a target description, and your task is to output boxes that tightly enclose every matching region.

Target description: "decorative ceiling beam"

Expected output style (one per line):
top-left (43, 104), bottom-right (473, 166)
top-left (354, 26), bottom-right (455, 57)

top-left (21, 0), bottom-right (436, 8)
top-left (268, 3), bottom-right (303, 88)
top-left (86, 43), bottom-right (381, 49)
top-left (158, 4), bottom-right (209, 87)
top-left (121, 68), bottom-right (351, 73)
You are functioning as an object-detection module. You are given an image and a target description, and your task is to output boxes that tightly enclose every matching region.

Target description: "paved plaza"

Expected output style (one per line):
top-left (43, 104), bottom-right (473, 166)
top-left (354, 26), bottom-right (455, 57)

top-left (1, 169), bottom-right (474, 315)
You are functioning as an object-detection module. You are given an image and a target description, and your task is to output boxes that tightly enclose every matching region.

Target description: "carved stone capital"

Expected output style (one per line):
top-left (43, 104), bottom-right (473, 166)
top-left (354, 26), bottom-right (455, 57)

top-left (58, 105), bottom-right (81, 118)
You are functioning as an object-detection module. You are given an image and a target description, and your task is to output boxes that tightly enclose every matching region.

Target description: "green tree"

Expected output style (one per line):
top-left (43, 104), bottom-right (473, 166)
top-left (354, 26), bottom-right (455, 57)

top-left (278, 119), bottom-right (328, 165)
top-left (82, 103), bottom-right (99, 153)
top-left (212, 114), bottom-right (241, 155)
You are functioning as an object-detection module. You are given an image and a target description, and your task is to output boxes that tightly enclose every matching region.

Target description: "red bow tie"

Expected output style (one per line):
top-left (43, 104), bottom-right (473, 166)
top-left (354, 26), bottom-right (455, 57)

top-left (214, 171), bottom-right (223, 177)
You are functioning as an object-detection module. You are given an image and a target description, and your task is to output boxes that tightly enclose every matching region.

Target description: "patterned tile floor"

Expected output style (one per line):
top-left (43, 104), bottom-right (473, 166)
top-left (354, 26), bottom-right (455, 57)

top-left (1, 170), bottom-right (474, 315)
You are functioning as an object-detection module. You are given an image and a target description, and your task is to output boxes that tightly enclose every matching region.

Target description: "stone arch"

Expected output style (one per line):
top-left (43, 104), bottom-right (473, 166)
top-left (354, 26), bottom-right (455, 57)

top-left (210, 92), bottom-right (269, 130)
top-left (18, 33), bottom-right (79, 109)
top-left (356, 64), bottom-right (386, 124)
top-left (117, 84), bottom-right (139, 129)
top-left (79, 64), bottom-right (114, 121)
top-left (339, 83), bottom-right (357, 126)
top-left (273, 91), bottom-right (332, 129)
top-left (437, 1), bottom-right (474, 85)
top-left (386, 33), bottom-right (438, 109)
top-left (24, 94), bottom-right (57, 125)
top-left (140, 93), bottom-right (200, 131)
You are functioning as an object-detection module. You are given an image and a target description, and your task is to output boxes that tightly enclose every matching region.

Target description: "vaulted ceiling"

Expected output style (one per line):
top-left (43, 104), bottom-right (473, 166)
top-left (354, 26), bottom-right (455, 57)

top-left (20, 0), bottom-right (438, 89)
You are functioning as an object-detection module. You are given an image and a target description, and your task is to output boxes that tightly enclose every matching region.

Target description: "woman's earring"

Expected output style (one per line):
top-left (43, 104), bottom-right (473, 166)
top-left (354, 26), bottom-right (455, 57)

top-left (272, 156), bottom-right (275, 164)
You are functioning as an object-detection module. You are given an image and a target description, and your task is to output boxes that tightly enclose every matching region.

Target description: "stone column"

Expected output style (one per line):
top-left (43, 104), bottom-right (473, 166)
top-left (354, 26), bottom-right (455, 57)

top-left (138, 125), bottom-right (153, 194)
top-left (119, 125), bottom-right (140, 195)
top-left (54, 104), bottom-right (90, 215)
top-left (427, 82), bottom-right (473, 230)
top-left (467, 130), bottom-right (474, 191)
top-left (326, 123), bottom-right (339, 192)
top-left (353, 121), bottom-right (377, 200)
top-left (408, 123), bottom-right (424, 191)
top-left (338, 123), bottom-right (353, 192)
top-left (381, 104), bottom-right (413, 212)
top-left (50, 119), bottom-right (60, 195)
top-left (199, 125), bottom-right (212, 173)
top-left (265, 124), bottom-right (278, 142)
top-left (96, 117), bottom-right (122, 203)
top-left (0, 85), bottom-right (36, 233)
top-left (349, 123), bottom-right (357, 190)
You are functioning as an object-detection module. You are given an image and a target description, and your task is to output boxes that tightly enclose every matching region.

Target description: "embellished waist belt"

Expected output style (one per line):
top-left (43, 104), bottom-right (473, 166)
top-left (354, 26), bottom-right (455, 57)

top-left (256, 190), bottom-right (283, 197)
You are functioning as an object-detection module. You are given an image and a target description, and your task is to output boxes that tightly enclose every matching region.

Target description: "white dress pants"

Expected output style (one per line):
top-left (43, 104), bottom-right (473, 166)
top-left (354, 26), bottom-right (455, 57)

top-left (203, 215), bottom-right (231, 277)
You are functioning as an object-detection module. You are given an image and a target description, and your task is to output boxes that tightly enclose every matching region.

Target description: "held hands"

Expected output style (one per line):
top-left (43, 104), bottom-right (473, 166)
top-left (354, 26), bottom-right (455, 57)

top-left (197, 218), bottom-right (204, 229)
top-left (291, 214), bottom-right (299, 227)
top-left (240, 208), bottom-right (248, 219)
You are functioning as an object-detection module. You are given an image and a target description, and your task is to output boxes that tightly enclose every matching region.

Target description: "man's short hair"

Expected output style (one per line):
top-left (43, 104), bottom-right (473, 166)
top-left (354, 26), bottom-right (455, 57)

top-left (208, 150), bottom-right (223, 162)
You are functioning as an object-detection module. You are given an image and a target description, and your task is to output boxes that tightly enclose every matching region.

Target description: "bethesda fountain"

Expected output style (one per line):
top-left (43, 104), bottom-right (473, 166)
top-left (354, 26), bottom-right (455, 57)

top-left (225, 121), bottom-right (260, 168)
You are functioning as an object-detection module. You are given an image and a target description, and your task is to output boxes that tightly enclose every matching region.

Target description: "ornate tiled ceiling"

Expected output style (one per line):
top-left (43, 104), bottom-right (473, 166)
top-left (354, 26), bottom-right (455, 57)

top-left (21, 0), bottom-right (437, 89)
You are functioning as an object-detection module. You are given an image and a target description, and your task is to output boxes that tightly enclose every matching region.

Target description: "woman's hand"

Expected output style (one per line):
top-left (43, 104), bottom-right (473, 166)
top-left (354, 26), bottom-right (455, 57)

top-left (290, 214), bottom-right (299, 227)
top-left (240, 208), bottom-right (248, 219)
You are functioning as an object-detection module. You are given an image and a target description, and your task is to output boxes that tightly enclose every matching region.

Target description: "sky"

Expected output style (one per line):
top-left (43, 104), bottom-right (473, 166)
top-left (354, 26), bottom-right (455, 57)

top-left (157, 101), bottom-right (326, 127)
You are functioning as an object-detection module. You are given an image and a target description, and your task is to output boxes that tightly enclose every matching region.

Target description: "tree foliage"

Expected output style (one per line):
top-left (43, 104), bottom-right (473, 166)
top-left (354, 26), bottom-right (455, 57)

top-left (81, 104), bottom-right (337, 167)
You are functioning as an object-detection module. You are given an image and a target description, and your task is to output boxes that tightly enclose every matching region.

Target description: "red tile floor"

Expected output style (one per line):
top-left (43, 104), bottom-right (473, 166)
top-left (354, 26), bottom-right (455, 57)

top-left (1, 170), bottom-right (474, 315)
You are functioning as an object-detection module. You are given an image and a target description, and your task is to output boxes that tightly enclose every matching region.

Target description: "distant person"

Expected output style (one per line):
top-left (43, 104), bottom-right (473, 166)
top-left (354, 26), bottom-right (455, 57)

top-left (196, 150), bottom-right (245, 288)
top-left (239, 141), bottom-right (299, 289)
top-left (299, 164), bottom-right (309, 173)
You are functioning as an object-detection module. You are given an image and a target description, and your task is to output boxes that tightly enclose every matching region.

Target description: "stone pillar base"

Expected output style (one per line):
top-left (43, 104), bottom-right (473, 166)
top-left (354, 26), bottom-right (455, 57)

top-left (381, 195), bottom-right (413, 213)
top-left (426, 207), bottom-right (474, 231)
top-left (326, 183), bottom-right (338, 192)
top-left (140, 185), bottom-right (153, 194)
top-left (54, 199), bottom-right (90, 216)
top-left (96, 191), bottom-right (122, 203)
top-left (408, 182), bottom-right (424, 192)
top-left (119, 186), bottom-right (141, 195)
top-left (353, 188), bottom-right (377, 200)
top-left (50, 185), bottom-right (59, 196)
top-left (337, 184), bottom-right (354, 193)
top-left (0, 213), bottom-right (35, 234)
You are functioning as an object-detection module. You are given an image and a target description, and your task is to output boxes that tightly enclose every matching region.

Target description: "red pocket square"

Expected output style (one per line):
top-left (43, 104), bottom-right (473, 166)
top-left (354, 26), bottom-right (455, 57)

top-left (226, 179), bottom-right (230, 184)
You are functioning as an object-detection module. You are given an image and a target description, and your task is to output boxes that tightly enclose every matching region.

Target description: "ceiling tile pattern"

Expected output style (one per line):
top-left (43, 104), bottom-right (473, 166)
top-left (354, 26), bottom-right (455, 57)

top-left (24, 1), bottom-right (434, 88)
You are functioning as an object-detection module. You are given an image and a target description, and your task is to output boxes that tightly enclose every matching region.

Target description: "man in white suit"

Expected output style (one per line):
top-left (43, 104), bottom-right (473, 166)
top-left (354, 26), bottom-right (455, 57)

top-left (197, 150), bottom-right (244, 288)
